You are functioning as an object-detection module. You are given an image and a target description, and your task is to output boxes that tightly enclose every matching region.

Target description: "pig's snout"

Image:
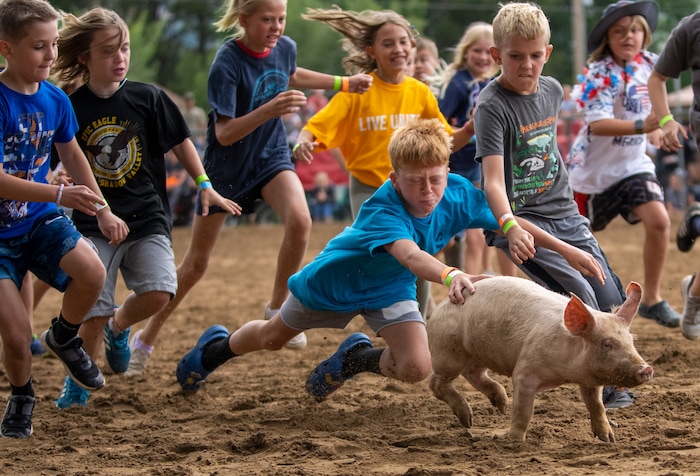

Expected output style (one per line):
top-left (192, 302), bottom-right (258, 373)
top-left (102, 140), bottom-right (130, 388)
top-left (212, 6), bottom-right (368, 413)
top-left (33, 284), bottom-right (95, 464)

top-left (635, 364), bottom-right (653, 385)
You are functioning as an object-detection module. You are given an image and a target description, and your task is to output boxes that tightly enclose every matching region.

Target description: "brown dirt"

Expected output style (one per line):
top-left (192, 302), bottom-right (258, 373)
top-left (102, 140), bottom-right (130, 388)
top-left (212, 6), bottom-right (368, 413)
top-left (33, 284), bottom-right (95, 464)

top-left (4, 216), bottom-right (700, 476)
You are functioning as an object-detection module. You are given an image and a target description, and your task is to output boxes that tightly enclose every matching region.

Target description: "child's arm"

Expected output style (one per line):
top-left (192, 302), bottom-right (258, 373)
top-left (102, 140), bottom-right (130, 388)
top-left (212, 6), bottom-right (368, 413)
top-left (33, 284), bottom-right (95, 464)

top-left (54, 139), bottom-right (129, 246)
top-left (384, 238), bottom-right (493, 305)
top-left (648, 69), bottom-right (688, 152)
top-left (170, 138), bottom-right (242, 217)
top-left (449, 118), bottom-right (475, 152)
top-left (290, 68), bottom-right (372, 94)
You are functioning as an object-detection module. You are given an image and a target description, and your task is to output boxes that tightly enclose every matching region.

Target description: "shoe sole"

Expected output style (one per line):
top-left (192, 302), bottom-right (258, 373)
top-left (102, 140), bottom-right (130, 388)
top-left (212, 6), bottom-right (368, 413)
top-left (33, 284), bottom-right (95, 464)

top-left (285, 332), bottom-right (307, 350)
top-left (40, 331), bottom-right (105, 391)
top-left (305, 332), bottom-right (371, 399)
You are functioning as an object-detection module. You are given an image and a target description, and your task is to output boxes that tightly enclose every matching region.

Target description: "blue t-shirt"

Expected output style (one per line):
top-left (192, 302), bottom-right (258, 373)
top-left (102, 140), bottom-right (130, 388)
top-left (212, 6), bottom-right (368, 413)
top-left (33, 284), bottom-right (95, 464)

top-left (0, 81), bottom-right (77, 238)
top-left (288, 174), bottom-right (499, 312)
top-left (203, 36), bottom-right (297, 198)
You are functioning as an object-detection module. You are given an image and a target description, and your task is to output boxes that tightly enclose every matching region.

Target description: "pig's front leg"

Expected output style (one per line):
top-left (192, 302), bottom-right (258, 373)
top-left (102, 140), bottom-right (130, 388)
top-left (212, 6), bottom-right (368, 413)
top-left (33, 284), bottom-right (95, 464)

top-left (429, 373), bottom-right (474, 428)
top-left (507, 374), bottom-right (539, 441)
top-left (580, 385), bottom-right (615, 442)
top-left (464, 366), bottom-right (508, 414)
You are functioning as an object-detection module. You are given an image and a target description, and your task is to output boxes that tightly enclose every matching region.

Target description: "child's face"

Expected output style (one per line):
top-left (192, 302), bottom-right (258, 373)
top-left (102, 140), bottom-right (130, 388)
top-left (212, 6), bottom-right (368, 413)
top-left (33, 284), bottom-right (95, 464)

top-left (606, 16), bottom-right (645, 65)
top-left (405, 48), bottom-right (416, 77)
top-left (0, 20), bottom-right (58, 85)
top-left (84, 27), bottom-right (130, 87)
top-left (491, 34), bottom-right (552, 95)
top-left (390, 164), bottom-right (448, 218)
top-left (239, 0), bottom-right (287, 53)
top-left (414, 48), bottom-right (438, 83)
top-left (367, 23), bottom-right (413, 77)
top-left (465, 36), bottom-right (494, 79)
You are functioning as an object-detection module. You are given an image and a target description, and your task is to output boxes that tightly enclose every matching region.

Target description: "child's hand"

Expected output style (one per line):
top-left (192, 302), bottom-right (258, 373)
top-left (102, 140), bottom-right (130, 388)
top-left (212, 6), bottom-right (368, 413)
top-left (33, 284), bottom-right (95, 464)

top-left (561, 245), bottom-right (605, 285)
top-left (51, 169), bottom-right (73, 186)
top-left (269, 90), bottom-right (307, 118)
top-left (348, 74), bottom-right (373, 93)
top-left (199, 188), bottom-right (242, 217)
top-left (447, 272), bottom-right (493, 304)
top-left (505, 225), bottom-right (535, 263)
top-left (660, 119), bottom-right (688, 152)
top-left (95, 209), bottom-right (129, 246)
top-left (292, 140), bottom-right (318, 164)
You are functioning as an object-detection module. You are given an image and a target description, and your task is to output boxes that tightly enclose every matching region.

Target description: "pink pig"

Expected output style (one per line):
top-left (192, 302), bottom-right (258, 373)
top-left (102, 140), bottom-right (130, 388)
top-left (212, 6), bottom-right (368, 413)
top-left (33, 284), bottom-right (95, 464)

top-left (427, 276), bottom-right (653, 442)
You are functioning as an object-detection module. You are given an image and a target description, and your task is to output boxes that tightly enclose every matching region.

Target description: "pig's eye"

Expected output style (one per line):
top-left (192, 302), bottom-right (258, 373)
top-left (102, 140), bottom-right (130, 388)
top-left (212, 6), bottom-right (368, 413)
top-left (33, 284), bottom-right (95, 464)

top-left (602, 338), bottom-right (617, 350)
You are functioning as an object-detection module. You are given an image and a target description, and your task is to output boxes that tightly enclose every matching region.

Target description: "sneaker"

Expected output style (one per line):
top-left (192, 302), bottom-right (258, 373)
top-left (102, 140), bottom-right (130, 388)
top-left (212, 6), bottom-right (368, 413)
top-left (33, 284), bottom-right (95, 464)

top-left (104, 323), bottom-right (131, 374)
top-left (305, 332), bottom-right (372, 400)
top-left (680, 274), bottom-right (700, 340)
top-left (124, 331), bottom-right (151, 378)
top-left (40, 320), bottom-right (104, 391)
top-left (176, 325), bottom-right (230, 393)
top-left (1, 395), bottom-right (34, 438)
top-left (637, 300), bottom-right (681, 328)
top-left (30, 334), bottom-right (45, 356)
top-left (602, 386), bottom-right (636, 410)
top-left (265, 303), bottom-right (307, 349)
top-left (54, 376), bottom-right (89, 409)
top-left (677, 203), bottom-right (700, 252)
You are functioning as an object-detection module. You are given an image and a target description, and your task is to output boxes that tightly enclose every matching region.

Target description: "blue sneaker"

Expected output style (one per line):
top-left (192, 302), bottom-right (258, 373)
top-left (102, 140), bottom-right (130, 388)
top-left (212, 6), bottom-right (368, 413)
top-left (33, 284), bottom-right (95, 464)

top-left (30, 334), bottom-right (45, 356)
top-left (55, 376), bottom-right (90, 409)
top-left (176, 325), bottom-right (230, 393)
top-left (305, 332), bottom-right (372, 400)
top-left (104, 323), bottom-right (131, 374)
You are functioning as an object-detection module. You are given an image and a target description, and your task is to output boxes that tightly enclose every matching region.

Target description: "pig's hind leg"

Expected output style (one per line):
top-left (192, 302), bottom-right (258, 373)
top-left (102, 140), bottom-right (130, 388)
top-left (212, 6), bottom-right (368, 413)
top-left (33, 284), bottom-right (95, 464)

top-left (464, 365), bottom-right (508, 414)
top-left (429, 353), bottom-right (474, 428)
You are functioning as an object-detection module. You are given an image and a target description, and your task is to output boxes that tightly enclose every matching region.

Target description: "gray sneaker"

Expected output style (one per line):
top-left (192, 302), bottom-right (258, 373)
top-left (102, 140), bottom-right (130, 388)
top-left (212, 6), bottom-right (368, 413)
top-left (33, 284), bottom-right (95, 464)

top-left (265, 303), bottom-right (307, 349)
top-left (681, 274), bottom-right (700, 340)
top-left (124, 330), bottom-right (151, 377)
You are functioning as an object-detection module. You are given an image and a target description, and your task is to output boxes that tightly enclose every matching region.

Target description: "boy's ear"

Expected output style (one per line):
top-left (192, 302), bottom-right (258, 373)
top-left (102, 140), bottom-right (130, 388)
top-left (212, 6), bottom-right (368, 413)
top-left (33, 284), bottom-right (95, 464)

top-left (544, 44), bottom-right (553, 63)
top-left (490, 46), bottom-right (501, 65)
top-left (389, 170), bottom-right (399, 189)
top-left (0, 40), bottom-right (12, 59)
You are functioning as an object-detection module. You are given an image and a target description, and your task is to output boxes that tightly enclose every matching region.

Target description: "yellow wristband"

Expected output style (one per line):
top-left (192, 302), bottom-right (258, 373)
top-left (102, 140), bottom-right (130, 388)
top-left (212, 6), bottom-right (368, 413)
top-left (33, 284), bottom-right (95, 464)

top-left (292, 143), bottom-right (301, 153)
top-left (502, 220), bottom-right (519, 235)
top-left (659, 114), bottom-right (674, 128)
top-left (333, 76), bottom-right (341, 91)
top-left (440, 266), bottom-right (458, 285)
top-left (195, 174), bottom-right (210, 186)
top-left (445, 269), bottom-right (465, 287)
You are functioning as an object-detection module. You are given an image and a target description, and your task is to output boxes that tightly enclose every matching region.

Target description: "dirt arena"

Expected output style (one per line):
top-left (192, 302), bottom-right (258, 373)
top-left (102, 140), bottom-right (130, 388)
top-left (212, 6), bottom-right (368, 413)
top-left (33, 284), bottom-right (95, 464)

top-left (4, 215), bottom-right (700, 475)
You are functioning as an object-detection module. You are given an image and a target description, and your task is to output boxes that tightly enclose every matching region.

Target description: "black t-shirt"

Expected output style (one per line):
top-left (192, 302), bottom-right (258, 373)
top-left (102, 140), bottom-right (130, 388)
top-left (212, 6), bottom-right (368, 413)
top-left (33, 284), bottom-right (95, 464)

top-left (70, 80), bottom-right (189, 240)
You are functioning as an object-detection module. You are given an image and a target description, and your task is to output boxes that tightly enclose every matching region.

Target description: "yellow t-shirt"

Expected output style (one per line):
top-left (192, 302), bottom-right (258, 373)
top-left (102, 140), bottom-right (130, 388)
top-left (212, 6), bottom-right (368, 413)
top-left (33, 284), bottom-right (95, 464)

top-left (303, 72), bottom-right (453, 188)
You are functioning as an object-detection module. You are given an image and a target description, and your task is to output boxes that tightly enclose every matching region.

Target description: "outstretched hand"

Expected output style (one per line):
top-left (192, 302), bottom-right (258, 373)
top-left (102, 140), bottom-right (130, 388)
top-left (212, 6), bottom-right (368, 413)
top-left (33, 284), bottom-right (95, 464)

top-left (200, 188), bottom-right (242, 217)
top-left (447, 272), bottom-right (494, 304)
top-left (347, 74), bottom-right (373, 94)
top-left (561, 245), bottom-right (605, 285)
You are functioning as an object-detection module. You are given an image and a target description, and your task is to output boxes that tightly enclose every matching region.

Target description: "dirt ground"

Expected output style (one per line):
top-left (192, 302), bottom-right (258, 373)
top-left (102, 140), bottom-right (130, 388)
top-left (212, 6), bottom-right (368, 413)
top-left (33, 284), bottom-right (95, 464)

top-left (3, 215), bottom-right (700, 476)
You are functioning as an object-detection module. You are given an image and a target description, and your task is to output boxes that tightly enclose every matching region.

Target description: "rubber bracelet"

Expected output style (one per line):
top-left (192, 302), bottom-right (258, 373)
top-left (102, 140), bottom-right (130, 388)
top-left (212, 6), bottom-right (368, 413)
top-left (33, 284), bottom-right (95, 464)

top-left (341, 76), bottom-right (349, 92)
top-left (445, 269), bottom-right (465, 287)
top-left (634, 119), bottom-right (644, 135)
top-left (333, 75), bottom-right (341, 91)
top-left (56, 183), bottom-right (64, 205)
top-left (195, 174), bottom-right (210, 186)
top-left (292, 143), bottom-right (301, 153)
top-left (659, 114), bottom-right (674, 128)
top-left (502, 220), bottom-right (519, 235)
top-left (200, 181), bottom-right (212, 190)
top-left (440, 266), bottom-right (458, 285)
top-left (498, 213), bottom-right (514, 228)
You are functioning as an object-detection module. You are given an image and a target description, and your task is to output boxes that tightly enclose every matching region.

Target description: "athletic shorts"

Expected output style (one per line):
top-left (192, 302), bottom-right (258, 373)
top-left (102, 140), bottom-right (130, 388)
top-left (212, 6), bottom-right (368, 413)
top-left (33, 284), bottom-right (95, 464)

top-left (85, 233), bottom-right (177, 320)
top-left (280, 294), bottom-right (425, 336)
top-left (574, 173), bottom-right (664, 232)
top-left (0, 210), bottom-right (83, 292)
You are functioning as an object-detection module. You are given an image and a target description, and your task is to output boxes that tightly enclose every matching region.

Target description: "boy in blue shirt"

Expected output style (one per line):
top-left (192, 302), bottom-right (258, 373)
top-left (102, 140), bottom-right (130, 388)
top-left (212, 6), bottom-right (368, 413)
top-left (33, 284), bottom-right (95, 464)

top-left (175, 118), bottom-right (605, 400)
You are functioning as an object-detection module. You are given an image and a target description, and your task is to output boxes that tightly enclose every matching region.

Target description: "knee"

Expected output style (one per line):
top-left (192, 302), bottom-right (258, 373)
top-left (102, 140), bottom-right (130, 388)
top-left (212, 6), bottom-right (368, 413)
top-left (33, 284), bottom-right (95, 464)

top-left (286, 208), bottom-right (312, 238)
top-left (396, 358), bottom-right (433, 384)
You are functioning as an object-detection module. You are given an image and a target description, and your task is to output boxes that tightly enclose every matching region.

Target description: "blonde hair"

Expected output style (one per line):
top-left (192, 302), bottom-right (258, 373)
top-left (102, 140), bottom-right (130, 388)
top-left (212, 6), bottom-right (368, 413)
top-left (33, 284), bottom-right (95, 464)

top-left (441, 22), bottom-right (499, 90)
top-left (587, 15), bottom-right (652, 63)
top-left (389, 119), bottom-right (452, 170)
top-left (0, 0), bottom-right (59, 42)
top-left (415, 37), bottom-right (438, 61)
top-left (52, 8), bottom-right (128, 85)
top-left (214, 0), bottom-right (282, 35)
top-left (302, 6), bottom-right (417, 74)
top-left (492, 2), bottom-right (550, 49)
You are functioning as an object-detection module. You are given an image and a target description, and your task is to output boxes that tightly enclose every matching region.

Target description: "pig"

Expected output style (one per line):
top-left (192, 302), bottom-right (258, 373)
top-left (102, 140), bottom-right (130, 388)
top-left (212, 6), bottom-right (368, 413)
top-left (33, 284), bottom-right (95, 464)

top-left (427, 276), bottom-right (653, 442)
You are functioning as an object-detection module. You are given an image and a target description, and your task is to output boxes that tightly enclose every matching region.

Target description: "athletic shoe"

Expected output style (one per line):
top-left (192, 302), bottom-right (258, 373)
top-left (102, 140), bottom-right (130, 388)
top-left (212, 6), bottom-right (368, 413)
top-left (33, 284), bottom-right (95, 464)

top-left (305, 332), bottom-right (372, 400)
top-left (30, 334), bottom-right (45, 356)
top-left (677, 203), bottom-right (700, 252)
top-left (1, 395), bottom-right (34, 438)
top-left (637, 300), bottom-right (681, 328)
top-left (54, 376), bottom-right (89, 409)
top-left (680, 274), bottom-right (700, 340)
top-left (265, 303), bottom-right (307, 349)
top-left (124, 331), bottom-right (151, 378)
top-left (602, 386), bottom-right (636, 410)
top-left (40, 319), bottom-right (104, 391)
top-left (176, 325), bottom-right (230, 393)
top-left (104, 323), bottom-right (131, 374)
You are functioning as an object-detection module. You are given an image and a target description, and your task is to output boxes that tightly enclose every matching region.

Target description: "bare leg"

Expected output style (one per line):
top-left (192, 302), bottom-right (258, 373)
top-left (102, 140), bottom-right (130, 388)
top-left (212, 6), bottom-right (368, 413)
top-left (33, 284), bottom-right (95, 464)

top-left (634, 201), bottom-right (671, 306)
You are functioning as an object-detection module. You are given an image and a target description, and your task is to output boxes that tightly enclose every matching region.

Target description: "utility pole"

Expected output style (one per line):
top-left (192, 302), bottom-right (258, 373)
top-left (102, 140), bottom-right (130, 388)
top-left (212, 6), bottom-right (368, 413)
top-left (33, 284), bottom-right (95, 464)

top-left (572, 0), bottom-right (587, 79)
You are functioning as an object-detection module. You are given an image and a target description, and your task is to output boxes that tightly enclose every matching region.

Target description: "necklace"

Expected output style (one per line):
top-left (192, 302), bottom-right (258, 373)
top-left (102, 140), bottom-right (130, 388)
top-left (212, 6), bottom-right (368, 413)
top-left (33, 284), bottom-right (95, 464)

top-left (87, 79), bottom-right (127, 98)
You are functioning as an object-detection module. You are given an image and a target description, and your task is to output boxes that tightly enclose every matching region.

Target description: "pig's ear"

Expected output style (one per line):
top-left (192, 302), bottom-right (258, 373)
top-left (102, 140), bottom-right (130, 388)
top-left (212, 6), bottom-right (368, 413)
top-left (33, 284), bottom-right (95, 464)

top-left (613, 281), bottom-right (642, 325)
top-left (564, 293), bottom-right (595, 336)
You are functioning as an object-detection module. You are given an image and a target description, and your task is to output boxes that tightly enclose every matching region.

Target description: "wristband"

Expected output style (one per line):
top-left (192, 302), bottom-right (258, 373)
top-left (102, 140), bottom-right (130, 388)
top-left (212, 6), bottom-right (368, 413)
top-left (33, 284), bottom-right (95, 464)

top-left (333, 75), bottom-right (341, 91)
top-left (445, 269), bottom-right (465, 287)
top-left (659, 114), bottom-right (674, 128)
top-left (498, 212), bottom-right (514, 228)
top-left (95, 197), bottom-right (108, 211)
top-left (502, 220), bottom-right (519, 235)
top-left (293, 143), bottom-right (301, 153)
top-left (341, 76), bottom-right (349, 92)
top-left (634, 119), bottom-right (644, 135)
top-left (440, 266), bottom-right (458, 285)
top-left (194, 174), bottom-right (210, 186)
top-left (200, 181), bottom-right (213, 190)
top-left (56, 183), bottom-right (64, 205)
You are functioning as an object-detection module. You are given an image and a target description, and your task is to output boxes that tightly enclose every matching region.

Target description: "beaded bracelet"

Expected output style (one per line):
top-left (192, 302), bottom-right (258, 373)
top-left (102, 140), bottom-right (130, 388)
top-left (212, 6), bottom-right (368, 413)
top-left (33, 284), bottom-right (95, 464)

top-left (56, 183), bottom-right (64, 205)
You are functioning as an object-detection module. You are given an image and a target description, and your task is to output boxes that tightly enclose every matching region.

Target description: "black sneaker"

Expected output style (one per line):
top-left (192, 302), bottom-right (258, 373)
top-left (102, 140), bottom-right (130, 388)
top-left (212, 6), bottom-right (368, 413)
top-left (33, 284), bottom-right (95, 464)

top-left (1, 395), bottom-right (35, 438)
top-left (40, 320), bottom-right (105, 391)
top-left (677, 203), bottom-right (700, 252)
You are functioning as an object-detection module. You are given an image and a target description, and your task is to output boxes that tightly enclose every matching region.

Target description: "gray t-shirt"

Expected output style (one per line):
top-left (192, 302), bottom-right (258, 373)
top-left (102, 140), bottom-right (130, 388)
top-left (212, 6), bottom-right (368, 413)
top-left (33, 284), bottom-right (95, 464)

top-left (654, 12), bottom-right (700, 145)
top-left (475, 76), bottom-right (578, 219)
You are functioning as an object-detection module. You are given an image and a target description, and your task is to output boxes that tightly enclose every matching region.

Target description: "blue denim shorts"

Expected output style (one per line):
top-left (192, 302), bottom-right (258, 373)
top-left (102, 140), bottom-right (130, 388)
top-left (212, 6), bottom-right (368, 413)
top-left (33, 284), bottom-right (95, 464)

top-left (0, 210), bottom-right (83, 292)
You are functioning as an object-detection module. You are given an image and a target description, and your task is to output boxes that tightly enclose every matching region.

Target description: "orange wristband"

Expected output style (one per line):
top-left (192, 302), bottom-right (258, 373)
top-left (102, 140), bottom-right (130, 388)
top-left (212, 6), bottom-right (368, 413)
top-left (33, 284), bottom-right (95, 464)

top-left (440, 266), bottom-right (458, 285)
top-left (341, 76), bottom-right (349, 92)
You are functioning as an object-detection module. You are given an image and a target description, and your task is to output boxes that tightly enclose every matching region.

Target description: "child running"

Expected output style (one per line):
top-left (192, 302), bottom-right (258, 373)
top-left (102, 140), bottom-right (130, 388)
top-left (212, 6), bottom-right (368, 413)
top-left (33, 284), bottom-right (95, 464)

top-left (473, 2), bottom-right (636, 409)
top-left (136, 0), bottom-right (373, 362)
top-left (0, 0), bottom-right (126, 437)
top-left (48, 7), bottom-right (241, 408)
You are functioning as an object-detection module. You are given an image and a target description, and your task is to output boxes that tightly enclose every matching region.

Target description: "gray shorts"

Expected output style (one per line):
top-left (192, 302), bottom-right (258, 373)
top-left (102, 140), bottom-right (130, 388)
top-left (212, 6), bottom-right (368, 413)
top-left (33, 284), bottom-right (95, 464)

top-left (86, 234), bottom-right (177, 320)
top-left (280, 294), bottom-right (425, 336)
